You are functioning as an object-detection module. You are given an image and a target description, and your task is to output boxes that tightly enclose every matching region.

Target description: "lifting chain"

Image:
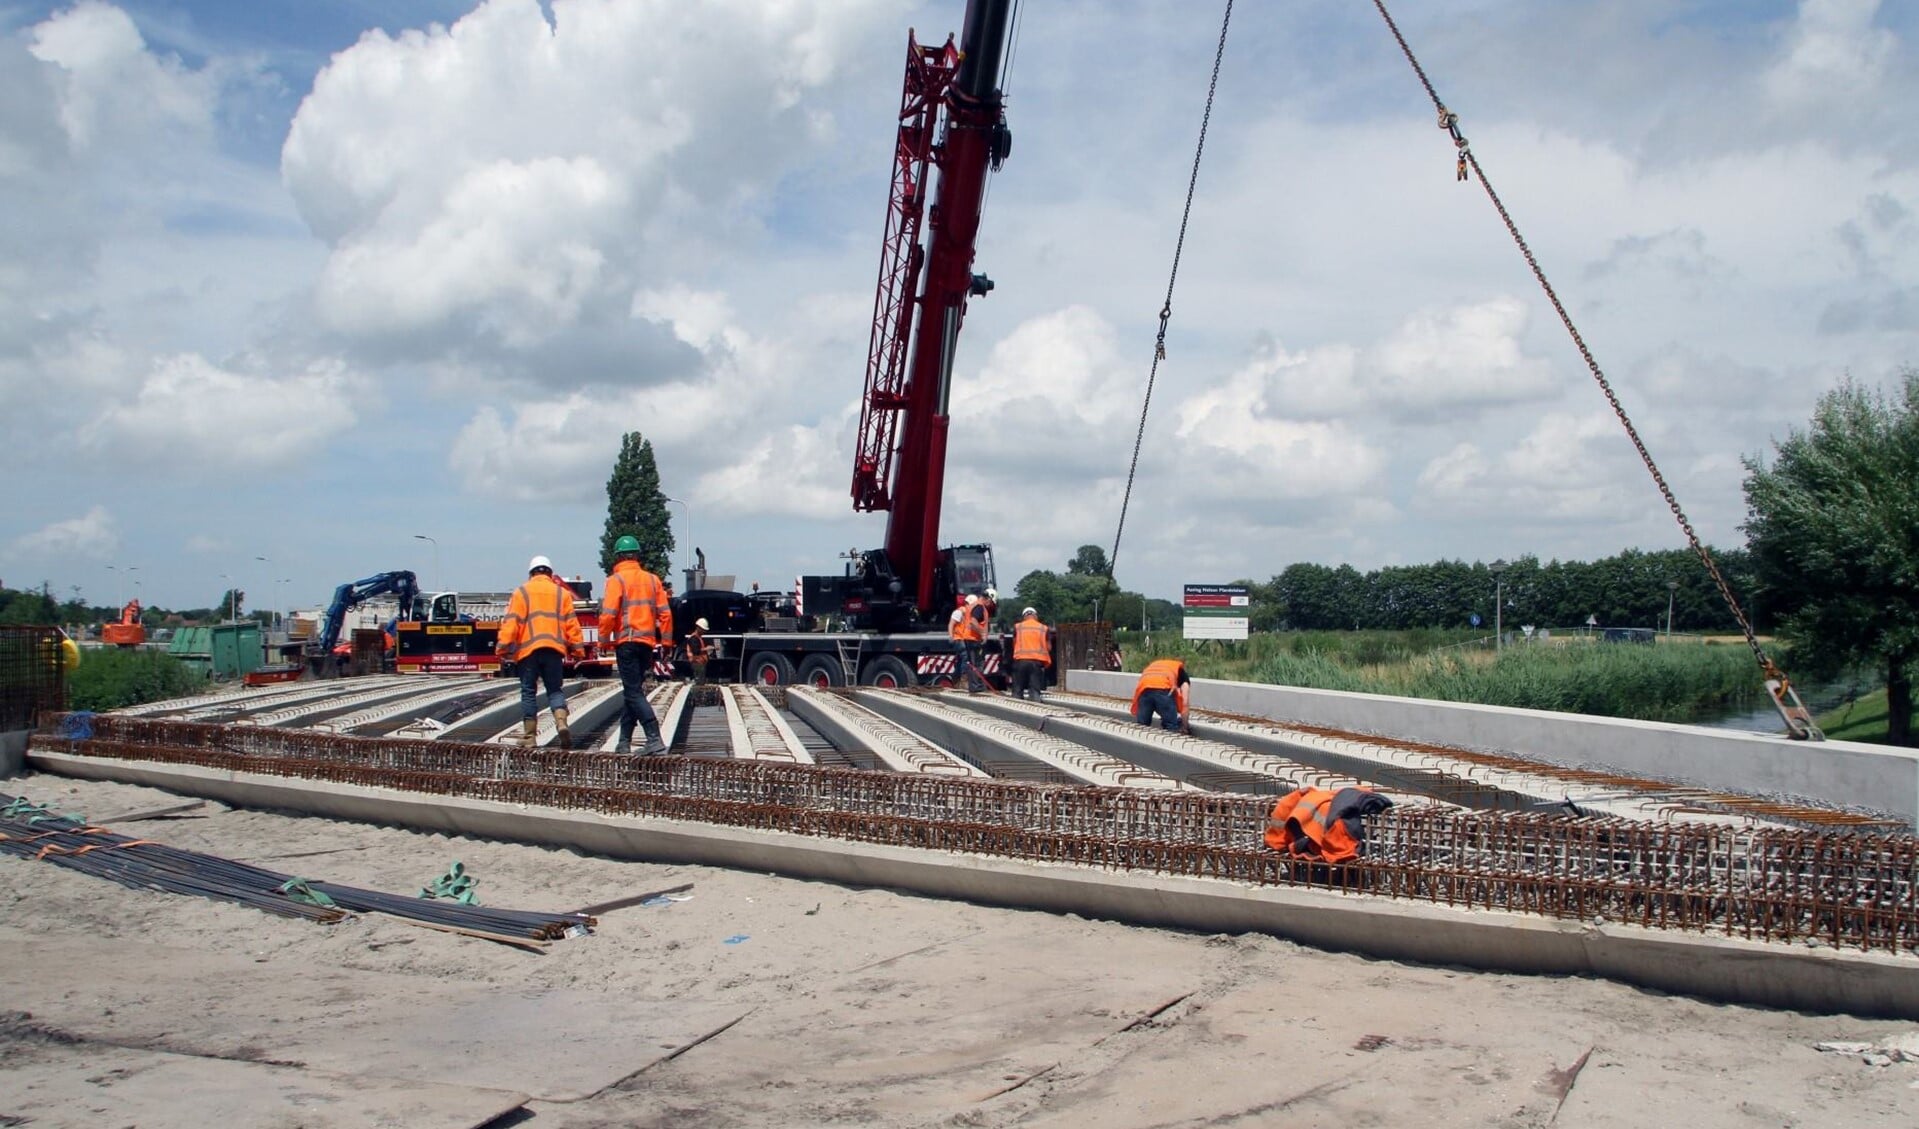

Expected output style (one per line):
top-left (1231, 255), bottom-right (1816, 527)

top-left (1368, 0), bottom-right (1820, 738)
top-left (1108, 0), bottom-right (1234, 586)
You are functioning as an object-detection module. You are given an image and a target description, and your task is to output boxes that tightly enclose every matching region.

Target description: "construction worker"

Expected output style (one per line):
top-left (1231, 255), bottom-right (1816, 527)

top-left (1263, 786), bottom-right (1392, 864)
top-left (685, 617), bottom-right (710, 685)
top-left (1010, 607), bottom-right (1052, 701)
top-left (600, 535), bottom-right (669, 754)
top-left (947, 594), bottom-right (987, 693)
top-left (1130, 657), bottom-right (1190, 732)
top-left (495, 555), bottom-right (585, 748)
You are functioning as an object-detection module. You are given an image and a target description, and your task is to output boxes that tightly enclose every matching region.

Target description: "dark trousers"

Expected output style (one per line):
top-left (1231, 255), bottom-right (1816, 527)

top-left (958, 642), bottom-right (987, 691)
top-left (615, 643), bottom-right (660, 739)
top-left (517, 649), bottom-right (566, 718)
top-left (1135, 687), bottom-right (1180, 731)
top-left (1011, 660), bottom-right (1048, 700)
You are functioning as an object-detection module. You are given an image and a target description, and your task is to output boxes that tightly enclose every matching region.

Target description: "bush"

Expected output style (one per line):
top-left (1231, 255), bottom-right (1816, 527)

top-left (69, 648), bottom-right (207, 712)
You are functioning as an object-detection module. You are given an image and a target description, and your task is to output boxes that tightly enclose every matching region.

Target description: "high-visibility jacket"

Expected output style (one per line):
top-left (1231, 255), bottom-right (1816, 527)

top-left (1263, 787), bottom-right (1379, 864)
top-left (686, 631), bottom-right (708, 663)
top-left (1130, 659), bottom-right (1188, 716)
top-left (498, 574), bottom-right (584, 660)
top-left (599, 560), bottom-right (668, 646)
top-left (949, 606), bottom-right (982, 643)
top-left (1012, 617), bottom-right (1051, 665)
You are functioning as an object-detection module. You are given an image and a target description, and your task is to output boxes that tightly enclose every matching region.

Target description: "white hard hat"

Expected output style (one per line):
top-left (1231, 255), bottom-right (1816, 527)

top-left (964, 594), bottom-right (979, 606)
top-left (527, 555), bottom-right (553, 574)
top-left (1022, 607), bottom-right (1037, 618)
top-left (986, 587), bottom-right (998, 601)
top-left (695, 617), bottom-right (709, 630)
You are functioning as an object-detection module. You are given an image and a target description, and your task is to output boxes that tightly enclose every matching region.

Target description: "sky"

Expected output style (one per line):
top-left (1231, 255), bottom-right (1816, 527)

top-left (1, 0), bottom-right (1915, 617)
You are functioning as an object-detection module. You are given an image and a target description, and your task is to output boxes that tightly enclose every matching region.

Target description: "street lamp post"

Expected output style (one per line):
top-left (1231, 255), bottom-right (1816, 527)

top-left (1667, 579), bottom-right (1679, 638)
top-left (413, 534), bottom-right (441, 593)
top-left (1489, 559), bottom-right (1509, 652)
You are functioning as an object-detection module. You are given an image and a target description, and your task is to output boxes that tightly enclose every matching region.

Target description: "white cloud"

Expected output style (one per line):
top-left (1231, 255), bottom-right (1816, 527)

top-left (78, 353), bottom-right (368, 469)
top-left (1764, 0), bottom-right (1895, 108)
top-left (1416, 412), bottom-right (1644, 524)
top-left (283, 0), bottom-right (891, 357)
top-left (9, 505), bottom-right (117, 559)
top-left (27, 0), bottom-right (215, 153)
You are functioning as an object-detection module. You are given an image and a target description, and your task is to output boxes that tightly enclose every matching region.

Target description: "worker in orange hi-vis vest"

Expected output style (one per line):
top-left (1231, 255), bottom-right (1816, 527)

top-left (947, 594), bottom-right (988, 693)
top-left (685, 617), bottom-right (711, 686)
top-left (1009, 607), bottom-right (1052, 702)
top-left (1130, 658), bottom-right (1190, 733)
top-left (600, 535), bottom-right (669, 755)
top-left (495, 555), bottom-right (585, 748)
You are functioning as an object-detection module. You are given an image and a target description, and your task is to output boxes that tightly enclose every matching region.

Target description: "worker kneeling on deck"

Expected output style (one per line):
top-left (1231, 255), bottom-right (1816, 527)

top-left (1263, 787), bottom-right (1392, 864)
top-left (1130, 658), bottom-right (1190, 732)
top-left (601, 535), bottom-right (669, 755)
top-left (497, 555), bottom-right (585, 748)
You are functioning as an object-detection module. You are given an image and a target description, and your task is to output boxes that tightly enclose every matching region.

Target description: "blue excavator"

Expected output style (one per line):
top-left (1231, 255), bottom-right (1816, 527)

top-left (306, 570), bottom-right (419, 677)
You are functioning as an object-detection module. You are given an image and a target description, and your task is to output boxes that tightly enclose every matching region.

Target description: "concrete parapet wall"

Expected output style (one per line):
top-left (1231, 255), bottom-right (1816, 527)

top-left (1068, 670), bottom-right (1919, 828)
top-left (28, 749), bottom-right (1919, 1018)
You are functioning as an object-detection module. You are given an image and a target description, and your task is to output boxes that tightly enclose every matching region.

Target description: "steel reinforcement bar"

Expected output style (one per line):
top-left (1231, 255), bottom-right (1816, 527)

top-left (33, 713), bottom-right (1919, 954)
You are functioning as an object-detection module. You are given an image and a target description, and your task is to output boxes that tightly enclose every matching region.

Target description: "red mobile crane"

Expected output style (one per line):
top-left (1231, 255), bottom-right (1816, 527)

top-left (687, 0), bottom-right (1013, 688)
top-left (828, 0), bottom-right (1014, 631)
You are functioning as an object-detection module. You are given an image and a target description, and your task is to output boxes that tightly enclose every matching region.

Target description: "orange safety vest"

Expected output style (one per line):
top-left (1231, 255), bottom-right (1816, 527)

top-left (598, 560), bottom-right (668, 646)
top-left (686, 631), bottom-right (708, 662)
top-left (1263, 787), bottom-right (1375, 864)
top-left (949, 606), bottom-right (983, 643)
top-left (1130, 659), bottom-right (1188, 715)
top-left (1012, 618), bottom-right (1051, 665)
top-left (498, 574), bottom-right (583, 660)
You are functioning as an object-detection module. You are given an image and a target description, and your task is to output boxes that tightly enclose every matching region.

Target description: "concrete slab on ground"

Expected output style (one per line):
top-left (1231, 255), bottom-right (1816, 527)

top-left (0, 1027), bottom-right (528, 1129)
top-left (0, 928), bottom-right (749, 1103)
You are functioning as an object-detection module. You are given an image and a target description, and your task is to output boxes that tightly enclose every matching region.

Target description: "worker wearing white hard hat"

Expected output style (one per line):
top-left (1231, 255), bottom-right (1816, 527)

top-left (496, 553), bottom-right (584, 748)
top-left (948, 593), bottom-right (988, 693)
top-left (1010, 606), bottom-right (1052, 701)
top-left (686, 616), bottom-right (711, 686)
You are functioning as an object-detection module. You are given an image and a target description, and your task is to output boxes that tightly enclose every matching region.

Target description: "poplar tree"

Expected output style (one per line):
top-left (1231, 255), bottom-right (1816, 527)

top-left (599, 432), bottom-right (675, 577)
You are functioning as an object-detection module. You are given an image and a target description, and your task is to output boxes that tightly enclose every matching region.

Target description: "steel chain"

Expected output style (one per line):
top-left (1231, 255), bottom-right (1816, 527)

top-left (1109, 0), bottom-right (1234, 584)
top-left (1369, 0), bottom-right (1774, 678)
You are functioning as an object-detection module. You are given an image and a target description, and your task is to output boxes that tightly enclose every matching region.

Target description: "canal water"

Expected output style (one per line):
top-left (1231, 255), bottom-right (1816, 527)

top-left (1691, 681), bottom-right (1867, 735)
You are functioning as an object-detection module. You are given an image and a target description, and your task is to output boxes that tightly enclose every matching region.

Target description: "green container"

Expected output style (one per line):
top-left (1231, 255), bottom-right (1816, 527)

top-left (168, 623), bottom-right (260, 679)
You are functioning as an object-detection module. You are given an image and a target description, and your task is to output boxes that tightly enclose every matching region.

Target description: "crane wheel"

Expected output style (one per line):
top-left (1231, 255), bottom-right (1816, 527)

top-left (860, 655), bottom-right (913, 689)
top-left (796, 655), bottom-right (846, 689)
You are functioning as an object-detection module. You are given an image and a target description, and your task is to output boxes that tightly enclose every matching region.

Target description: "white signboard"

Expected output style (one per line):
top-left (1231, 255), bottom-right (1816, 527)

top-left (1183, 583), bottom-right (1250, 641)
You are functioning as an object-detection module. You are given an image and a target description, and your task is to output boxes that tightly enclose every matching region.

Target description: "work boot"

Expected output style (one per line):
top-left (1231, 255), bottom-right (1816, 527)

top-left (553, 707), bottom-right (571, 750)
top-left (614, 725), bottom-right (634, 755)
top-left (641, 720), bottom-right (667, 756)
top-left (519, 717), bottom-right (538, 746)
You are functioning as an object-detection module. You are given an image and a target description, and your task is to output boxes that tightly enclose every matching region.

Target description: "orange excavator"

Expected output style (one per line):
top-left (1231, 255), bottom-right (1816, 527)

top-left (101, 599), bottom-right (145, 648)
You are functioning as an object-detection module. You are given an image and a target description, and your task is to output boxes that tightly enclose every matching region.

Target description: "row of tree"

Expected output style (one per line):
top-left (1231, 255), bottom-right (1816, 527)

top-left (1010, 545), bottom-right (1758, 635)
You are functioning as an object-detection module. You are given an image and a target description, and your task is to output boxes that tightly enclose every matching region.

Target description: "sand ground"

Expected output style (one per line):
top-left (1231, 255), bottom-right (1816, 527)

top-left (3, 770), bottom-right (1917, 1128)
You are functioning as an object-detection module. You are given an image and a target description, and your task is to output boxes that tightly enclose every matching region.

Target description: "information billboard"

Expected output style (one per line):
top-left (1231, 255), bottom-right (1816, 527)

top-left (1182, 583), bottom-right (1250, 641)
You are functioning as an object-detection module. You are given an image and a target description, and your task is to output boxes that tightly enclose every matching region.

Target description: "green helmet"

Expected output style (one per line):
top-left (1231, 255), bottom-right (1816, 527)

top-left (614, 534), bottom-right (641, 554)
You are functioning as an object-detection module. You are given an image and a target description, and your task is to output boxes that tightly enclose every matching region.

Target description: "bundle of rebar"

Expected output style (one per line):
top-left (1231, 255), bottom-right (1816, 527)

top-left (0, 793), bottom-right (594, 946)
top-left (29, 714), bottom-right (1919, 955)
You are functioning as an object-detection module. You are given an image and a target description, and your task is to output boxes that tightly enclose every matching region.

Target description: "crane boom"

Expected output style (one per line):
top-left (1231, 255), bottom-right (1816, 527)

top-left (851, 0), bottom-right (1013, 620)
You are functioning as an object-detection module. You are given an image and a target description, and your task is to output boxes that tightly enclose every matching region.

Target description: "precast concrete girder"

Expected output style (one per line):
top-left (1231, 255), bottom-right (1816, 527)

top-left (1048, 690), bottom-right (1826, 829)
top-left (852, 689), bottom-right (1180, 789)
top-left (939, 691), bottom-right (1412, 802)
top-left (721, 687), bottom-right (814, 764)
top-left (786, 687), bottom-right (984, 777)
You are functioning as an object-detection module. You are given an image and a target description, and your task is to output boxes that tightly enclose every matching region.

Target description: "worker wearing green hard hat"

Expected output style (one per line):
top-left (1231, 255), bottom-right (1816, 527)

top-left (599, 533), bottom-right (669, 754)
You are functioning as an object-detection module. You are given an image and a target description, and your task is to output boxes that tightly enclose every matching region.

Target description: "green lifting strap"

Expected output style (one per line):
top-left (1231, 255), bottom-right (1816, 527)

top-left (277, 878), bottom-right (338, 908)
top-left (418, 860), bottom-right (480, 905)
